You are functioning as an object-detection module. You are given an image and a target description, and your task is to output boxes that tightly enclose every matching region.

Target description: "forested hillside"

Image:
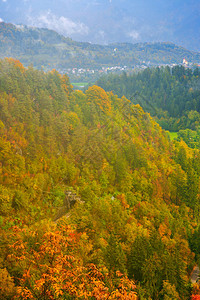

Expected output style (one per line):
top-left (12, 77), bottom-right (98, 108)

top-left (1, 58), bottom-right (200, 299)
top-left (1, 22), bottom-right (200, 73)
top-left (97, 66), bottom-right (200, 149)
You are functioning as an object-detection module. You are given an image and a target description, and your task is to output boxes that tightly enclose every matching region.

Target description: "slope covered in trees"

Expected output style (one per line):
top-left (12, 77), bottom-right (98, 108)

top-left (1, 22), bottom-right (200, 73)
top-left (0, 58), bottom-right (200, 299)
top-left (97, 66), bottom-right (200, 148)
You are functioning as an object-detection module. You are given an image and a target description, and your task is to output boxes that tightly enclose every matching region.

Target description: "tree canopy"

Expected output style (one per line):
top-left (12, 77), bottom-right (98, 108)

top-left (0, 59), bottom-right (200, 299)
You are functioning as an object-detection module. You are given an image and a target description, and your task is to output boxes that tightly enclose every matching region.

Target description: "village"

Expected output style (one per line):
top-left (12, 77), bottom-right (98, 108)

top-left (58, 58), bottom-right (200, 86)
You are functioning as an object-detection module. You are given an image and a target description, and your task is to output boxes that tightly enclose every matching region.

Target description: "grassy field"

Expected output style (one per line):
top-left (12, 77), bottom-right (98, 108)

top-left (168, 131), bottom-right (178, 140)
top-left (72, 82), bottom-right (88, 89)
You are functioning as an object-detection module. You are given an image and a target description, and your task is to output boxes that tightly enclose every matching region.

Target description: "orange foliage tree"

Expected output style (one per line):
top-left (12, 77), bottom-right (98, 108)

top-left (86, 85), bottom-right (112, 114)
top-left (7, 223), bottom-right (137, 299)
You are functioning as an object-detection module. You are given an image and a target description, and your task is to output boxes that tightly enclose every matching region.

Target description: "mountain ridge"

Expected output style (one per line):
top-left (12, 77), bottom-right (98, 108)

top-left (1, 22), bottom-right (200, 73)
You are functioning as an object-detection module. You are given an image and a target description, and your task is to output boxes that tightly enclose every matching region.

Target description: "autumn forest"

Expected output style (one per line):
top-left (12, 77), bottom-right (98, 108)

top-left (1, 58), bottom-right (200, 299)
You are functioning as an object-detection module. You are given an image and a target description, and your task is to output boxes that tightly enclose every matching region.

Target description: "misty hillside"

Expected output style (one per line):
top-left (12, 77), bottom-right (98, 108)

top-left (1, 22), bottom-right (200, 72)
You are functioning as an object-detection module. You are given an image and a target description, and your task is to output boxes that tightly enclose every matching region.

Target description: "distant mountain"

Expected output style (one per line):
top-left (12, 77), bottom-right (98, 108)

top-left (0, 22), bottom-right (200, 72)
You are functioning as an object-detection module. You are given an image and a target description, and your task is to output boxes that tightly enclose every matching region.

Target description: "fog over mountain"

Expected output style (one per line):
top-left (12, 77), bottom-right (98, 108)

top-left (0, 0), bottom-right (200, 51)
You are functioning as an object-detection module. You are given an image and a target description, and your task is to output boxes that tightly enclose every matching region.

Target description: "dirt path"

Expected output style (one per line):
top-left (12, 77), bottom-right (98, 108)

top-left (190, 266), bottom-right (199, 284)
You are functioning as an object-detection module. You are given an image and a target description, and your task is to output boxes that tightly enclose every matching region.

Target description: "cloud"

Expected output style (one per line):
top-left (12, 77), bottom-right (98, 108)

top-left (2, 0), bottom-right (7, 2)
top-left (99, 30), bottom-right (105, 39)
top-left (27, 11), bottom-right (89, 37)
top-left (128, 30), bottom-right (140, 40)
top-left (15, 24), bottom-right (25, 30)
top-left (0, 18), bottom-right (3, 22)
top-left (95, 30), bottom-right (108, 44)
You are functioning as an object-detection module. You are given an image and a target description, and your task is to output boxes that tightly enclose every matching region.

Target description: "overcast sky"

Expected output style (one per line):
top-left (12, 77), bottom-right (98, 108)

top-left (0, 0), bottom-right (200, 51)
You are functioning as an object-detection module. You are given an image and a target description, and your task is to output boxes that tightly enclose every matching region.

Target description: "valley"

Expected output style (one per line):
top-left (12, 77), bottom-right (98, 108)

top-left (1, 22), bottom-right (200, 83)
top-left (1, 21), bottom-right (200, 299)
